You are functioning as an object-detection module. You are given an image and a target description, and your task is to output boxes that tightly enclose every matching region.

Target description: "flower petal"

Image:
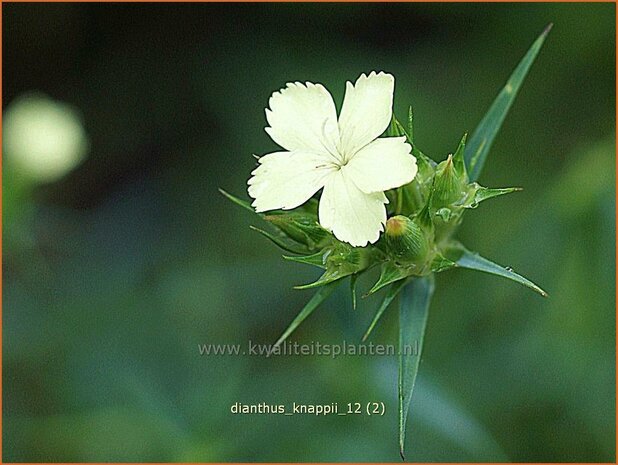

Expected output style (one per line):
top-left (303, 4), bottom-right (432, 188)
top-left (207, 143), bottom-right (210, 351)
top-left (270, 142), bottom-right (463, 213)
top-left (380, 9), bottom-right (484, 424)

top-left (265, 82), bottom-right (340, 161)
top-left (344, 136), bottom-right (417, 194)
top-left (319, 169), bottom-right (388, 247)
top-left (338, 71), bottom-right (394, 157)
top-left (248, 150), bottom-right (335, 212)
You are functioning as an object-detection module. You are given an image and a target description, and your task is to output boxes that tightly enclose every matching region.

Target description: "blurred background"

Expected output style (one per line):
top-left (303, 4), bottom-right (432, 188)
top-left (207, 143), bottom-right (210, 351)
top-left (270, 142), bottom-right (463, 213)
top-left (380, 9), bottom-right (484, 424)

top-left (3, 3), bottom-right (615, 462)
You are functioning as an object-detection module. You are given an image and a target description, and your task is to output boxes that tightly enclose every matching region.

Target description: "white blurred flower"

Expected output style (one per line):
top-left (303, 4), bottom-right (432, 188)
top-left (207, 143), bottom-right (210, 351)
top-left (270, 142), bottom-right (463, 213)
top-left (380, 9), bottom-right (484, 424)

top-left (248, 72), bottom-right (417, 247)
top-left (3, 93), bottom-right (89, 182)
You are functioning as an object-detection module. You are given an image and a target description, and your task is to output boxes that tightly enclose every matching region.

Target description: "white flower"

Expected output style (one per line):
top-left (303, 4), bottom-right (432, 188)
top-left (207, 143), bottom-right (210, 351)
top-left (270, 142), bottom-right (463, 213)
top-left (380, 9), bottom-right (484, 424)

top-left (248, 71), bottom-right (418, 247)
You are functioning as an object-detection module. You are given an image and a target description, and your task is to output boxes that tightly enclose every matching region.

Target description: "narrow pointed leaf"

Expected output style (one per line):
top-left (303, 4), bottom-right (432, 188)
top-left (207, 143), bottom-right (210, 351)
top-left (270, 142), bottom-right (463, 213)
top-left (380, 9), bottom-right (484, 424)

top-left (350, 274), bottom-right (359, 310)
top-left (452, 133), bottom-right (468, 176)
top-left (464, 24), bottom-right (552, 181)
top-left (366, 261), bottom-right (411, 296)
top-left (407, 106), bottom-right (414, 142)
top-left (293, 265), bottom-right (356, 290)
top-left (402, 106), bottom-right (434, 172)
top-left (431, 253), bottom-right (457, 273)
top-left (387, 115), bottom-right (409, 138)
top-left (449, 245), bottom-right (547, 297)
top-left (219, 188), bottom-right (255, 213)
top-left (474, 186), bottom-right (522, 203)
top-left (416, 200), bottom-right (434, 230)
top-left (249, 225), bottom-right (308, 255)
top-left (362, 279), bottom-right (408, 341)
top-left (464, 186), bottom-right (522, 208)
top-left (265, 213), bottom-right (330, 248)
top-left (400, 181), bottom-right (423, 215)
top-left (294, 244), bottom-right (373, 289)
top-left (273, 282), bottom-right (338, 348)
top-left (399, 276), bottom-right (435, 459)
top-left (283, 251), bottom-right (327, 269)
top-left (413, 145), bottom-right (435, 174)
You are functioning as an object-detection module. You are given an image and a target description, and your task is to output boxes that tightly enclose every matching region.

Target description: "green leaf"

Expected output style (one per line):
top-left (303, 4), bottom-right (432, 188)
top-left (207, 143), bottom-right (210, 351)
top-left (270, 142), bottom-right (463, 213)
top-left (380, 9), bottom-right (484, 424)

top-left (282, 251), bottom-right (328, 269)
top-left (272, 282), bottom-right (338, 348)
top-left (387, 114), bottom-right (409, 138)
top-left (350, 274), bottom-right (359, 310)
top-left (399, 276), bottom-right (435, 459)
top-left (462, 185), bottom-right (522, 208)
top-left (362, 279), bottom-right (408, 341)
top-left (464, 24), bottom-right (552, 181)
top-left (447, 244), bottom-right (548, 297)
top-left (394, 106), bottom-right (434, 173)
top-left (415, 200), bottom-right (434, 230)
top-left (411, 376), bottom-right (510, 461)
top-left (218, 188), bottom-right (255, 213)
top-left (249, 225), bottom-right (308, 255)
top-left (407, 106), bottom-right (414, 143)
top-left (294, 244), bottom-right (373, 289)
top-left (431, 253), bottom-right (457, 273)
top-left (474, 186), bottom-right (521, 203)
top-left (412, 144), bottom-right (435, 172)
top-left (293, 266), bottom-right (357, 290)
top-left (366, 261), bottom-right (411, 296)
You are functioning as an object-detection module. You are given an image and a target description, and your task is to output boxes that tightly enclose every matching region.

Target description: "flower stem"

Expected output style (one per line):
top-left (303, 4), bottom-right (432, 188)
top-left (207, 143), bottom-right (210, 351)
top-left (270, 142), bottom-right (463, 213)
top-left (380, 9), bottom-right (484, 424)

top-left (396, 188), bottom-right (403, 215)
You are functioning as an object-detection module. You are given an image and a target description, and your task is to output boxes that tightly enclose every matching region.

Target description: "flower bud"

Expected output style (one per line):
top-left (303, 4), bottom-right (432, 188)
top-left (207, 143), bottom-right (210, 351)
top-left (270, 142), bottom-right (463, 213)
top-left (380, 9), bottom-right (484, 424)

top-left (264, 213), bottom-right (330, 249)
top-left (431, 154), bottom-right (466, 208)
top-left (385, 215), bottom-right (430, 265)
top-left (326, 242), bottom-right (372, 270)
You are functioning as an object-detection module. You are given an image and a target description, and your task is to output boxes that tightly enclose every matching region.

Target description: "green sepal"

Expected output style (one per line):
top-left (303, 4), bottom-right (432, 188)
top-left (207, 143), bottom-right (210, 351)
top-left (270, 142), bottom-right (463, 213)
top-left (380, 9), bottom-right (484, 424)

top-left (294, 265), bottom-right (356, 290)
top-left (398, 178), bottom-right (429, 217)
top-left (249, 225), bottom-right (308, 255)
top-left (220, 189), bottom-right (329, 254)
top-left (412, 144), bottom-right (435, 182)
top-left (431, 155), bottom-right (467, 208)
top-left (415, 198), bottom-right (434, 231)
top-left (282, 251), bottom-right (328, 269)
top-left (444, 242), bottom-right (547, 297)
top-left (366, 261), bottom-right (412, 296)
top-left (362, 278), bottom-right (409, 341)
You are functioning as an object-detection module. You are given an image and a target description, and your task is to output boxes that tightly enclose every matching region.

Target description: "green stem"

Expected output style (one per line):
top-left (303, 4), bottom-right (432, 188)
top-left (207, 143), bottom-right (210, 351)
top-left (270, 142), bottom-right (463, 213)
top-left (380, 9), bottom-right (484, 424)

top-left (396, 188), bottom-right (404, 214)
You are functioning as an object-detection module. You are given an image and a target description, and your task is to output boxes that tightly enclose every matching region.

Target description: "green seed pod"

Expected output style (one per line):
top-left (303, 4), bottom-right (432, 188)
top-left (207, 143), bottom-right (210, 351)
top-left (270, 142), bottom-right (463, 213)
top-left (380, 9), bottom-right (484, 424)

top-left (432, 154), bottom-right (466, 208)
top-left (385, 215), bottom-right (430, 265)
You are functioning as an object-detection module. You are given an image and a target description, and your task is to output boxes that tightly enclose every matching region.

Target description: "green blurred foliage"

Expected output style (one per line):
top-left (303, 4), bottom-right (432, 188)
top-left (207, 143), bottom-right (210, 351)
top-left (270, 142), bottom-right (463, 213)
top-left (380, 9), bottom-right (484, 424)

top-left (3, 3), bottom-right (615, 462)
